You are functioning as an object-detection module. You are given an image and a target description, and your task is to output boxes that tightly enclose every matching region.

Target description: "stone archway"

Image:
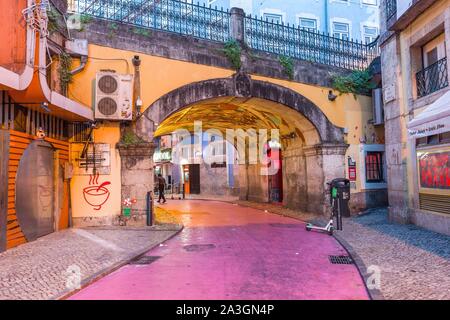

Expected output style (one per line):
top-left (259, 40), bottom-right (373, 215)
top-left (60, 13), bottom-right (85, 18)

top-left (136, 74), bottom-right (348, 215)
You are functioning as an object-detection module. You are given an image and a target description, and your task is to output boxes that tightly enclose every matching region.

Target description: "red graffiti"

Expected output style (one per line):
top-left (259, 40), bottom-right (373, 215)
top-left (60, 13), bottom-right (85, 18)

top-left (83, 172), bottom-right (111, 211)
top-left (419, 151), bottom-right (450, 189)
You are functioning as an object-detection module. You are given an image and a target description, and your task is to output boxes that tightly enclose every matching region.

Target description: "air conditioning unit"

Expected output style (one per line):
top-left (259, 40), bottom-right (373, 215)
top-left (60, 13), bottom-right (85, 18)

top-left (95, 72), bottom-right (133, 121)
top-left (372, 88), bottom-right (384, 126)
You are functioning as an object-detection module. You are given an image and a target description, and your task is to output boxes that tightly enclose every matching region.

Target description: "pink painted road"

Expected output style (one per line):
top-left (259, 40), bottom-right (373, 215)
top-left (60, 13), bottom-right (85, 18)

top-left (70, 200), bottom-right (369, 300)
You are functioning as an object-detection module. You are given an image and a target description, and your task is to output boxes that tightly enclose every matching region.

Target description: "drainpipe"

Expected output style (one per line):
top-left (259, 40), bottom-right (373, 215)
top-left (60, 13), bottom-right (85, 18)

top-left (132, 55), bottom-right (142, 118)
top-left (70, 55), bottom-right (87, 76)
top-left (324, 0), bottom-right (329, 34)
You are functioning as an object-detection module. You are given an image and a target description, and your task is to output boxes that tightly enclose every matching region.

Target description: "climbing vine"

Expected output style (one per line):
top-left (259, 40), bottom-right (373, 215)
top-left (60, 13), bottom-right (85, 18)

top-left (120, 129), bottom-right (145, 146)
top-left (79, 14), bottom-right (93, 31)
top-left (222, 40), bottom-right (242, 70)
top-left (47, 8), bottom-right (62, 34)
top-left (279, 56), bottom-right (294, 80)
top-left (107, 23), bottom-right (119, 39)
top-left (133, 27), bottom-right (151, 37)
top-left (331, 69), bottom-right (376, 98)
top-left (58, 52), bottom-right (73, 95)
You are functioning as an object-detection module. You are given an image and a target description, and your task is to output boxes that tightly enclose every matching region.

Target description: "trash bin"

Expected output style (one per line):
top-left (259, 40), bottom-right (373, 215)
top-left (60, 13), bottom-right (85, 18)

top-left (330, 178), bottom-right (351, 217)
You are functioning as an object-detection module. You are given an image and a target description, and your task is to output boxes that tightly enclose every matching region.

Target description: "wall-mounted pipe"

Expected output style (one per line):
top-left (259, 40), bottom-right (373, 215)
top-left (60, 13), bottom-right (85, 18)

top-left (70, 55), bottom-right (88, 76)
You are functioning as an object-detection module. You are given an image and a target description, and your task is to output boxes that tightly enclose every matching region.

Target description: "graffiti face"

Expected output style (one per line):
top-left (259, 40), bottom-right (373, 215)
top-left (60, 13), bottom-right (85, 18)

top-left (83, 173), bottom-right (111, 211)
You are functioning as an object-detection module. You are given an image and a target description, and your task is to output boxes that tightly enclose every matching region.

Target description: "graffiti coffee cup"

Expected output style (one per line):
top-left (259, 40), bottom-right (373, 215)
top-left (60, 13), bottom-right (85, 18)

top-left (83, 184), bottom-right (111, 211)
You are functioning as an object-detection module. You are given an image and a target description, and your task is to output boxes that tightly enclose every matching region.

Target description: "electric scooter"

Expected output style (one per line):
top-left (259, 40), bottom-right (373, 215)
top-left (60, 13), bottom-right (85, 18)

top-left (305, 197), bottom-right (337, 235)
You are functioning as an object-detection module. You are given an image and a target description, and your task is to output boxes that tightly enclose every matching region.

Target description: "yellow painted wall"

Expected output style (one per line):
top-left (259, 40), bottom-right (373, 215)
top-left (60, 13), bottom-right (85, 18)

top-left (68, 43), bottom-right (381, 219)
top-left (70, 123), bottom-right (122, 222)
top-left (69, 44), bottom-right (235, 112)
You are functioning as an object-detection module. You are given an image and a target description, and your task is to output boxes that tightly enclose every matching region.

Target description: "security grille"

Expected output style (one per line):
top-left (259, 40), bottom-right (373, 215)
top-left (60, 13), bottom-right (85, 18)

top-left (329, 255), bottom-right (353, 265)
top-left (419, 194), bottom-right (450, 215)
top-left (70, 122), bottom-right (93, 143)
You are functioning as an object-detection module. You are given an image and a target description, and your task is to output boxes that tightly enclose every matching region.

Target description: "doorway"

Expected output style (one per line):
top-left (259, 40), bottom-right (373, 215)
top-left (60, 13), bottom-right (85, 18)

top-left (15, 140), bottom-right (55, 241)
top-left (268, 147), bottom-right (283, 203)
top-left (183, 164), bottom-right (200, 195)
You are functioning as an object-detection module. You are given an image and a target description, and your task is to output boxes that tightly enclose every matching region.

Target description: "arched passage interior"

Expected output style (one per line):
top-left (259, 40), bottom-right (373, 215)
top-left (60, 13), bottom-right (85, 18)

top-left (137, 75), bottom-right (348, 215)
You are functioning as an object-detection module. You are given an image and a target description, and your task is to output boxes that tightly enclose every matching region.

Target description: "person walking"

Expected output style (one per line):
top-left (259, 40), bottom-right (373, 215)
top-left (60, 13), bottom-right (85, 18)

top-left (157, 174), bottom-right (167, 204)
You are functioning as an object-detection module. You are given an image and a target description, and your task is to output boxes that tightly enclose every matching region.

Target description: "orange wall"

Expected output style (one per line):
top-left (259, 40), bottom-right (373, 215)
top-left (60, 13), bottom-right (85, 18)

top-left (0, 0), bottom-right (28, 74)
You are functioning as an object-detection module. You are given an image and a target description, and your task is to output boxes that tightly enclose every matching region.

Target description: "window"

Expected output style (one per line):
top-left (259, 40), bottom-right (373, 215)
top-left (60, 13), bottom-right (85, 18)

top-left (365, 152), bottom-right (384, 182)
top-left (363, 26), bottom-right (378, 44)
top-left (263, 13), bottom-right (283, 24)
top-left (362, 0), bottom-right (377, 5)
top-left (422, 34), bottom-right (446, 68)
top-left (299, 18), bottom-right (317, 32)
top-left (332, 22), bottom-right (349, 40)
top-left (416, 133), bottom-right (450, 146)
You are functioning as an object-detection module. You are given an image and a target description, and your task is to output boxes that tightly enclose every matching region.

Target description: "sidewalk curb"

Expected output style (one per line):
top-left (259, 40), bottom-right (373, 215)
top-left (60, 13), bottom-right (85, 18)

top-left (333, 231), bottom-right (384, 301)
top-left (56, 225), bottom-right (184, 300)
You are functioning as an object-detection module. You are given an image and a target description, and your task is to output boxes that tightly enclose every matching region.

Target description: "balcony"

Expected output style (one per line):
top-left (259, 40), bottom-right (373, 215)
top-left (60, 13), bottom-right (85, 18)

top-left (416, 57), bottom-right (449, 98)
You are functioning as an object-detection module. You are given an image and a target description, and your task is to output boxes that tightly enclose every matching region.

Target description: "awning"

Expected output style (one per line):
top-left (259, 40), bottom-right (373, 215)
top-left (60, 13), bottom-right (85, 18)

top-left (407, 90), bottom-right (450, 138)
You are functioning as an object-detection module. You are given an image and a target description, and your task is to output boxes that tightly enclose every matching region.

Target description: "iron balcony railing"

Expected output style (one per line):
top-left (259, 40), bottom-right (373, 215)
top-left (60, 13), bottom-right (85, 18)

top-left (244, 15), bottom-right (379, 70)
top-left (386, 0), bottom-right (397, 20)
top-left (72, 0), bottom-right (231, 42)
top-left (416, 57), bottom-right (449, 98)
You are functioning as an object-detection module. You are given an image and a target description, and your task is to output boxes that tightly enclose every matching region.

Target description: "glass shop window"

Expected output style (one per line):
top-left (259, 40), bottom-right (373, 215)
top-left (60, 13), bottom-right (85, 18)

top-left (365, 151), bottom-right (384, 182)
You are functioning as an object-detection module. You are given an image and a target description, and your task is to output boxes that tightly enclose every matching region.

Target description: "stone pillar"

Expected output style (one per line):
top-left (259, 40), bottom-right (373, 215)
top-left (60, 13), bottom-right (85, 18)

top-left (283, 145), bottom-right (307, 211)
top-left (381, 35), bottom-right (410, 224)
top-left (230, 7), bottom-right (245, 43)
top-left (304, 143), bottom-right (348, 215)
top-left (117, 142), bottom-right (156, 226)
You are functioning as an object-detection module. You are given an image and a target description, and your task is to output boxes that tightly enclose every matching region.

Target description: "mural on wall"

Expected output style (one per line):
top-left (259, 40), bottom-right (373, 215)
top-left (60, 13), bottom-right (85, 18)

top-left (418, 151), bottom-right (450, 189)
top-left (83, 172), bottom-right (111, 210)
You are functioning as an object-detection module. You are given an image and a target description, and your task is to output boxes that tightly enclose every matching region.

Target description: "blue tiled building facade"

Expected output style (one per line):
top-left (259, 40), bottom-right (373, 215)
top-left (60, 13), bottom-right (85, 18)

top-left (206, 0), bottom-right (380, 43)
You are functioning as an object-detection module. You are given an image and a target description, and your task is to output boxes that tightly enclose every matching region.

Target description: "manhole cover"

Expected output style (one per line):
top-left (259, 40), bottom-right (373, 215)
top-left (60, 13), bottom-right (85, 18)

top-left (329, 255), bottom-right (353, 265)
top-left (269, 223), bottom-right (302, 228)
top-left (130, 256), bottom-right (161, 265)
top-left (183, 244), bottom-right (216, 252)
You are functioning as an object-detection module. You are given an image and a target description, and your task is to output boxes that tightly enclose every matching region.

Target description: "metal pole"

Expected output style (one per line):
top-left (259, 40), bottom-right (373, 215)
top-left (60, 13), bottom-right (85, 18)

top-left (146, 191), bottom-right (153, 226)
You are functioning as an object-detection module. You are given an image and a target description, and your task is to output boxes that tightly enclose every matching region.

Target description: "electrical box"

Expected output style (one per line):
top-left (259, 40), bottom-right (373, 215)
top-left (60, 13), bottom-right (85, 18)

top-left (372, 88), bottom-right (384, 126)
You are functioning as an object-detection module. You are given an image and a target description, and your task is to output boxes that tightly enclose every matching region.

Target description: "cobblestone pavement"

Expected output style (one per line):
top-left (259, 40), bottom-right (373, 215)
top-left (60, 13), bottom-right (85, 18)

top-left (0, 225), bottom-right (181, 300)
top-left (334, 208), bottom-right (450, 300)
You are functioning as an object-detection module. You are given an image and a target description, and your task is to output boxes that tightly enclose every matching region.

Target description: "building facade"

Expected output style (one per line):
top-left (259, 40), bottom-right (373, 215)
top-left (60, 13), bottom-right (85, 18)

top-left (1, 0), bottom-right (385, 252)
top-left (208, 0), bottom-right (380, 42)
top-left (380, 0), bottom-right (450, 235)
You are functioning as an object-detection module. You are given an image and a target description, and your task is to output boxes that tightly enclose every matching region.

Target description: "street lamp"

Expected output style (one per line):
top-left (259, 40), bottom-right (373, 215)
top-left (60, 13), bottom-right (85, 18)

top-left (135, 96), bottom-right (143, 117)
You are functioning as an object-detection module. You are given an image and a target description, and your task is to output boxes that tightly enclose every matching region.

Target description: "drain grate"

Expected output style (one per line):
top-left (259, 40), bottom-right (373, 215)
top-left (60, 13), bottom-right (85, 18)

top-left (183, 244), bottom-right (216, 252)
top-left (130, 255), bottom-right (161, 265)
top-left (329, 255), bottom-right (353, 265)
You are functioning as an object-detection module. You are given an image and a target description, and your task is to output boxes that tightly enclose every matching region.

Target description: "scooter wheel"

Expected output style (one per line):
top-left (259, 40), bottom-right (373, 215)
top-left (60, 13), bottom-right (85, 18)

top-left (306, 226), bottom-right (311, 231)
top-left (328, 228), bottom-right (334, 236)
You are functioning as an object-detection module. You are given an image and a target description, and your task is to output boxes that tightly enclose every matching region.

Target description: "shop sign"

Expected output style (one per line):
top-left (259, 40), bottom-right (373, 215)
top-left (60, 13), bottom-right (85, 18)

top-left (408, 121), bottom-right (447, 139)
top-left (154, 149), bottom-right (172, 162)
top-left (348, 156), bottom-right (357, 181)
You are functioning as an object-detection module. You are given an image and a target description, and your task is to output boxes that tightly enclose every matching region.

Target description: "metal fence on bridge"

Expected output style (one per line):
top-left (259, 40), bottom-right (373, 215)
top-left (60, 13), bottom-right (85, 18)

top-left (70, 0), bottom-right (378, 70)
top-left (244, 15), bottom-right (379, 71)
top-left (71, 0), bottom-right (231, 42)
